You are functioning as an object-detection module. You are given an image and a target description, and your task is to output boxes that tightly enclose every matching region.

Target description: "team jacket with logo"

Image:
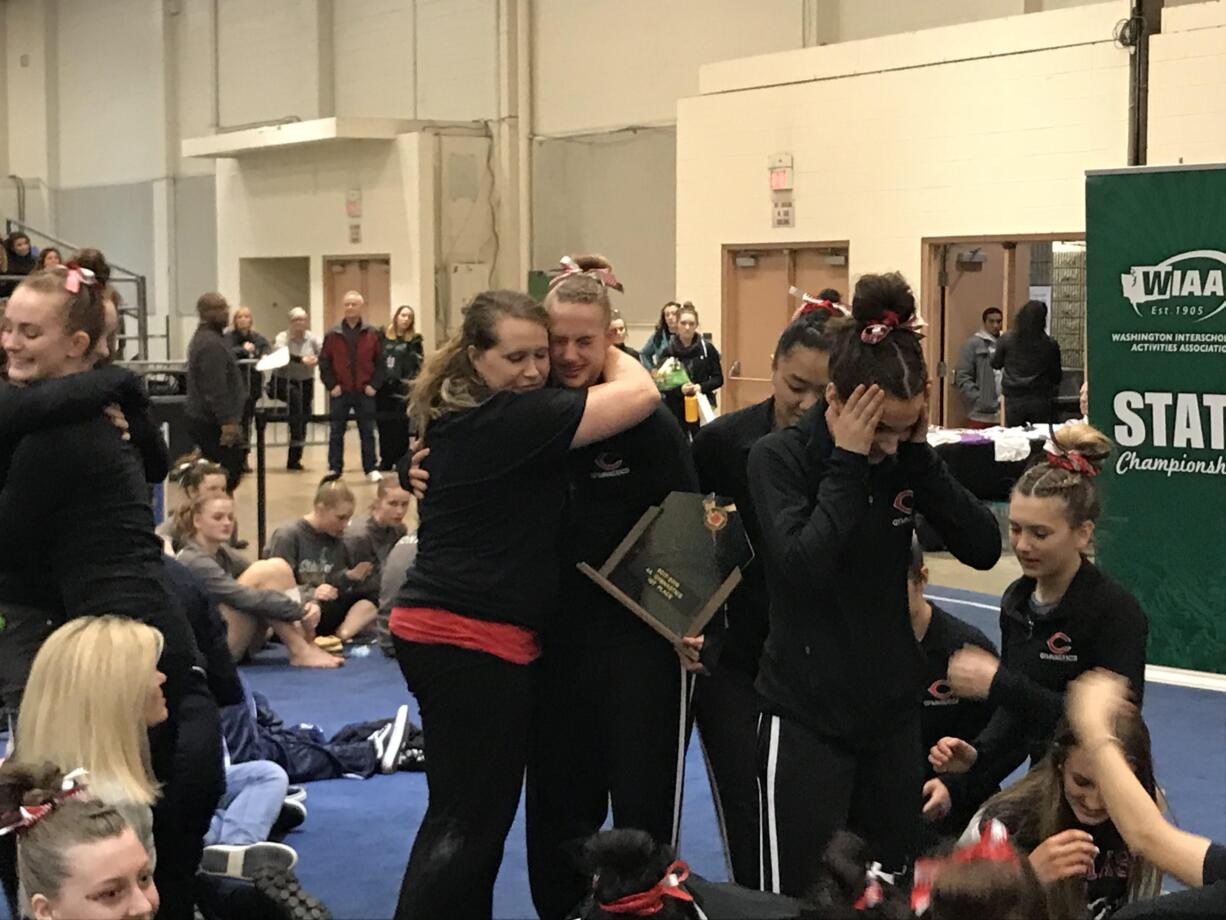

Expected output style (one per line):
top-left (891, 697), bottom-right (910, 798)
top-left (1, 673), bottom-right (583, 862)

top-left (962, 559), bottom-right (1148, 805)
top-left (747, 402), bottom-right (1002, 742)
top-left (920, 604), bottom-right (997, 772)
top-left (553, 404), bottom-right (699, 649)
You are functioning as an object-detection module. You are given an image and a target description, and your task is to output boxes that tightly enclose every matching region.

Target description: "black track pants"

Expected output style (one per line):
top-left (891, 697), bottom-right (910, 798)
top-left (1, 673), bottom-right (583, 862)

top-left (692, 661), bottom-right (762, 888)
top-left (757, 710), bottom-right (923, 897)
top-left (526, 638), bottom-right (690, 920)
top-left (392, 639), bottom-right (532, 920)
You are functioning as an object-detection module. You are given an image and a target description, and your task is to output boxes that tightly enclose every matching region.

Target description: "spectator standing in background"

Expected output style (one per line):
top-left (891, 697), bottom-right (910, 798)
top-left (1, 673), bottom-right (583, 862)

top-left (272, 307), bottom-right (323, 472)
top-left (225, 306), bottom-right (270, 473)
top-left (1, 232), bottom-right (36, 298)
top-left (954, 307), bottom-right (1003, 429)
top-left (639, 300), bottom-right (681, 370)
top-left (185, 292), bottom-right (247, 492)
top-left (320, 291), bottom-right (384, 481)
top-left (992, 300), bottom-right (1063, 427)
top-left (660, 302), bottom-right (723, 436)
top-left (376, 305), bottom-right (423, 471)
top-left (36, 247), bottom-right (63, 270)
top-left (609, 310), bottom-right (640, 362)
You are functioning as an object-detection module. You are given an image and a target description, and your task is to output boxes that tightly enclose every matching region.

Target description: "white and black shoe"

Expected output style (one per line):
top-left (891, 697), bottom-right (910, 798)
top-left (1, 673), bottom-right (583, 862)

top-left (380, 705), bottom-right (410, 774)
top-left (200, 842), bottom-right (298, 880)
top-left (270, 798), bottom-right (308, 840)
top-left (285, 785), bottom-right (307, 804)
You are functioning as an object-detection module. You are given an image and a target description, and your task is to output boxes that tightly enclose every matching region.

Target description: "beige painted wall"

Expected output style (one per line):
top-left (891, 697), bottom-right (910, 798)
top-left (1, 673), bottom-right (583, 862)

top-left (1148, 1), bottom-right (1226, 166)
top-left (208, 134), bottom-right (437, 356)
top-left (677, 1), bottom-right (1132, 354)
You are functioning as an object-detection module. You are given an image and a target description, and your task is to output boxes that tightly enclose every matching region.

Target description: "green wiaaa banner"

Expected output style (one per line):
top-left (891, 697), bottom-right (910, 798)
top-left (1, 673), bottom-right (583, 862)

top-left (1086, 165), bottom-right (1226, 674)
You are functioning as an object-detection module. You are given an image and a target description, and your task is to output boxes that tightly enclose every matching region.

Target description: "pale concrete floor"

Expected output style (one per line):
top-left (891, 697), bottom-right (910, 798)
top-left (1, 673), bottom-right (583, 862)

top-left (229, 434), bottom-right (1018, 596)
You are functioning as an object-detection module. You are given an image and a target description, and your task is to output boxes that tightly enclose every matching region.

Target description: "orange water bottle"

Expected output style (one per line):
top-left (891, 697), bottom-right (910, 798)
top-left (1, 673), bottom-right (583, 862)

top-left (684, 393), bottom-right (699, 424)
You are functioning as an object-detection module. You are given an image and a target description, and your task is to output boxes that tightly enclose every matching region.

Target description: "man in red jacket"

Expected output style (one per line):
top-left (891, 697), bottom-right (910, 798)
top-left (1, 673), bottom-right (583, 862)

top-left (320, 291), bottom-right (384, 480)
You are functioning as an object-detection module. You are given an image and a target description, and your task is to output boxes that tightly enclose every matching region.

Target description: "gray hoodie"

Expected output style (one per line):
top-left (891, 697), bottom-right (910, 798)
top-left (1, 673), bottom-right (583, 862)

top-left (954, 330), bottom-right (1001, 423)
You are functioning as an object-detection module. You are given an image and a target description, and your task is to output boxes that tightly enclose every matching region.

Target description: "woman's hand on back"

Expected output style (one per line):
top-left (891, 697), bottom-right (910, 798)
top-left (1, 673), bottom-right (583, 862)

top-left (826, 384), bottom-right (885, 456)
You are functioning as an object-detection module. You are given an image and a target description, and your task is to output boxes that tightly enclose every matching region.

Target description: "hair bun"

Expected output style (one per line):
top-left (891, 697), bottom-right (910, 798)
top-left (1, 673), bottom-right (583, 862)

top-left (0, 762), bottom-right (67, 812)
top-left (570, 254), bottom-right (613, 273)
top-left (1050, 422), bottom-right (1112, 473)
top-left (850, 272), bottom-right (918, 327)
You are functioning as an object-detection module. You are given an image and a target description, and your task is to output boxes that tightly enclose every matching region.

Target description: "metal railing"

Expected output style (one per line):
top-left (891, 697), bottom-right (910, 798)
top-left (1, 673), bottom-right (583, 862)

top-left (2, 218), bottom-right (158, 360)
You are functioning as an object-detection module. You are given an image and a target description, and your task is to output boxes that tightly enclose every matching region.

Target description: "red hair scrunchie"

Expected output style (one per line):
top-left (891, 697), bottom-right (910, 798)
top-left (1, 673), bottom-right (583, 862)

top-left (598, 860), bottom-right (694, 916)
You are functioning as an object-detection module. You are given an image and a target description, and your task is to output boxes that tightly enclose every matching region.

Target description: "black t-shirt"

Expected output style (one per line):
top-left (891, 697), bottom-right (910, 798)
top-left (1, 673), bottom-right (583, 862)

top-left (1085, 820), bottom-right (1132, 919)
top-left (554, 404), bottom-right (697, 648)
top-left (920, 604), bottom-right (998, 774)
top-left (691, 397), bottom-right (773, 676)
top-left (397, 388), bottom-right (587, 630)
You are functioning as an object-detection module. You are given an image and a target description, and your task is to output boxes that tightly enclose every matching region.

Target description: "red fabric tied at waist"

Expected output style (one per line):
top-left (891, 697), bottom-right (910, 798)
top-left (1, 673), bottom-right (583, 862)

top-left (389, 606), bottom-right (540, 665)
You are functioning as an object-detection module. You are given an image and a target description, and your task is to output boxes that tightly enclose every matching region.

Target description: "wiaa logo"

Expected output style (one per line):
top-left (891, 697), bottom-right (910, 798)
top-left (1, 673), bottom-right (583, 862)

top-left (1120, 250), bottom-right (1226, 323)
top-left (1046, 632), bottom-right (1073, 656)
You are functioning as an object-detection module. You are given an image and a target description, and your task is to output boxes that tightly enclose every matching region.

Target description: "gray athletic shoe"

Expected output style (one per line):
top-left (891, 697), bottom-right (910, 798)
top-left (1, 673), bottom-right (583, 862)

top-left (200, 842), bottom-right (298, 880)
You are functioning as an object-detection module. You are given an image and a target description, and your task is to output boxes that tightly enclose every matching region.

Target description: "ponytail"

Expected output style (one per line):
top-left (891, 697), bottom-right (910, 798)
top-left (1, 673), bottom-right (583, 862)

top-left (828, 272), bottom-right (927, 401)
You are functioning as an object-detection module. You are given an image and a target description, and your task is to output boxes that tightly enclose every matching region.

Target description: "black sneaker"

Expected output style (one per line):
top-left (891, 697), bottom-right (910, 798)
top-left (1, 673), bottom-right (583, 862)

top-left (200, 842), bottom-right (297, 880)
top-left (270, 799), bottom-right (307, 840)
top-left (394, 744), bottom-right (426, 772)
top-left (285, 785), bottom-right (307, 804)
top-left (249, 866), bottom-right (333, 920)
top-left (286, 461), bottom-right (305, 471)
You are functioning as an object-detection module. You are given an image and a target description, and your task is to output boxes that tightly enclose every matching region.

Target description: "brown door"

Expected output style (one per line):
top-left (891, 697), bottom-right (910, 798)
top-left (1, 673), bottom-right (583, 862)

top-left (793, 249), bottom-right (850, 307)
top-left (323, 257), bottom-right (392, 330)
top-left (721, 246), bottom-right (850, 414)
top-left (722, 250), bottom-right (791, 413)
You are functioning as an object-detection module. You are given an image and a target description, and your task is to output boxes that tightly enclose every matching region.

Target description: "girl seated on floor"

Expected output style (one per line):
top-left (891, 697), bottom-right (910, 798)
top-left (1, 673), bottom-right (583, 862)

top-left (961, 710), bottom-right (1163, 919)
top-left (0, 761), bottom-right (159, 920)
top-left (265, 478), bottom-right (379, 649)
top-left (344, 477), bottom-right (413, 576)
top-left (158, 453), bottom-right (230, 552)
top-left (176, 493), bottom-right (339, 670)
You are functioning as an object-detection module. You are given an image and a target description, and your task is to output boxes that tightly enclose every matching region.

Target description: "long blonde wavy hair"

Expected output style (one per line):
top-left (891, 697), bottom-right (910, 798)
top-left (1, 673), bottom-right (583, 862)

top-left (16, 616), bottom-right (165, 806)
top-left (409, 289), bottom-right (549, 435)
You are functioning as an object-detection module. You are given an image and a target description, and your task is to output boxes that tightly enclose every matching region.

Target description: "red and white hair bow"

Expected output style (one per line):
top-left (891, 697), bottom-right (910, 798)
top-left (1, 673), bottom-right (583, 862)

top-left (1044, 440), bottom-right (1098, 478)
top-left (911, 819), bottom-right (1018, 915)
top-left (859, 309), bottom-right (926, 345)
top-left (0, 768), bottom-right (90, 838)
top-left (63, 261), bottom-right (97, 295)
top-left (598, 860), bottom-right (695, 916)
top-left (548, 255), bottom-right (624, 293)
top-left (789, 286), bottom-right (850, 322)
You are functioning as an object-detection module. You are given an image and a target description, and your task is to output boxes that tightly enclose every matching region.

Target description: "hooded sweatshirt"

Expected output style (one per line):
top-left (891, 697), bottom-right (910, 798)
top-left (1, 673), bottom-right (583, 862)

top-left (954, 330), bottom-right (1001, 422)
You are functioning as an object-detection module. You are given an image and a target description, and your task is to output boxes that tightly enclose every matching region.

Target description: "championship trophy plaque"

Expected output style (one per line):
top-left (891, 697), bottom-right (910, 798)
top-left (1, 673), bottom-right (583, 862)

top-left (577, 491), bottom-right (754, 644)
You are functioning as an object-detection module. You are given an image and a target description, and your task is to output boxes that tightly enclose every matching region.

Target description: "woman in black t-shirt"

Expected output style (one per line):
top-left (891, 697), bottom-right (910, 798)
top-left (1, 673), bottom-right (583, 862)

top-left (963, 713), bottom-right (1163, 919)
top-left (388, 289), bottom-right (660, 920)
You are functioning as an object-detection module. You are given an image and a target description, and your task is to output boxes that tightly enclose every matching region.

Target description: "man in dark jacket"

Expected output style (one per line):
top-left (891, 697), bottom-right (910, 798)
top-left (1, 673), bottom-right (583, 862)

top-left (185, 292), bottom-right (246, 491)
top-left (953, 307), bottom-right (1002, 428)
top-left (320, 291), bottom-right (384, 479)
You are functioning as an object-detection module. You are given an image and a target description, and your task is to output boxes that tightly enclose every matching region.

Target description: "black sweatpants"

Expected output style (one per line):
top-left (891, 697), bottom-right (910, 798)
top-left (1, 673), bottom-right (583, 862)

top-left (376, 390), bottom-right (411, 471)
top-left (392, 638), bottom-right (533, 920)
top-left (186, 415), bottom-right (245, 493)
top-left (149, 674), bottom-right (225, 920)
top-left (692, 661), bottom-right (761, 888)
top-left (757, 710), bottom-right (923, 897)
top-left (1004, 393), bottom-right (1054, 428)
top-left (526, 638), bottom-right (689, 920)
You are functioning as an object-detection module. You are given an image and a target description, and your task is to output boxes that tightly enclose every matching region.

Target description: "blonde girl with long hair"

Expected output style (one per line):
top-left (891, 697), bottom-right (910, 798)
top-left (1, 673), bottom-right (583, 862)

top-left (390, 289), bottom-right (659, 920)
top-left (16, 617), bottom-right (169, 860)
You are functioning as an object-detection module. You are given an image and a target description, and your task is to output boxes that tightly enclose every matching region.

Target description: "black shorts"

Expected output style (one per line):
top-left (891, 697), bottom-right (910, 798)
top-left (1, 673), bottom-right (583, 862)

top-left (317, 590), bottom-right (375, 636)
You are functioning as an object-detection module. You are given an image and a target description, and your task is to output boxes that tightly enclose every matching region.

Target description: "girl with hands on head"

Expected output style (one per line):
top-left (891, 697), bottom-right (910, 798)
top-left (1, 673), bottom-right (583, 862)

top-left (746, 272), bottom-right (1001, 896)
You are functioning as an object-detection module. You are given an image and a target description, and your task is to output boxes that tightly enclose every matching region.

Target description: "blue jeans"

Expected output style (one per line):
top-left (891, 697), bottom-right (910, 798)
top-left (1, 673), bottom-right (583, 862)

top-left (204, 761), bottom-right (289, 847)
top-left (328, 390), bottom-right (377, 474)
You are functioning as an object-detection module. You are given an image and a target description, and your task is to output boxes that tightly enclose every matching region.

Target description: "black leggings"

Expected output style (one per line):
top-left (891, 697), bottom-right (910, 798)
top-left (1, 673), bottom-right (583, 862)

top-left (757, 710), bottom-right (923, 897)
top-left (526, 639), bottom-right (688, 920)
top-left (692, 661), bottom-right (761, 888)
top-left (376, 390), bottom-right (411, 471)
top-left (392, 638), bottom-right (532, 920)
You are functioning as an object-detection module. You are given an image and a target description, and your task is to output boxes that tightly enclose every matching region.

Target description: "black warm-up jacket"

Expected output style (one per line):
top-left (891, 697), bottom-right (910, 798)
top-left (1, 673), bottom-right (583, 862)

top-left (958, 558), bottom-right (1148, 807)
top-left (747, 401), bottom-right (1002, 744)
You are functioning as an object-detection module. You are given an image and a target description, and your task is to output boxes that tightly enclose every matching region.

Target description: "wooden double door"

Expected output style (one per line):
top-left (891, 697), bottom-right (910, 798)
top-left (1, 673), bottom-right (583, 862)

top-left (721, 245), bottom-right (849, 413)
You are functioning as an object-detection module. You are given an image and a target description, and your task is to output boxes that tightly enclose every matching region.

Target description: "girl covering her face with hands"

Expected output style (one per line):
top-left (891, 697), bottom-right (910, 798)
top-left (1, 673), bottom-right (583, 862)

top-left (746, 272), bottom-right (1001, 896)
